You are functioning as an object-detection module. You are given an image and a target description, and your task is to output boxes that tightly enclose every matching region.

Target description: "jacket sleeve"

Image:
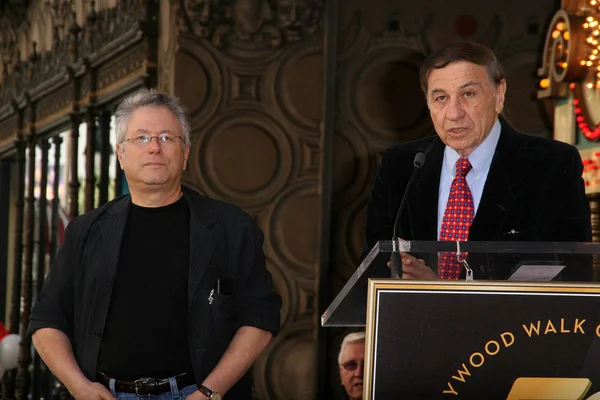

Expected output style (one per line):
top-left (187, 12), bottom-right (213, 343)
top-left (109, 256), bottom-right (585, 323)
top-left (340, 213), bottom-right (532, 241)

top-left (232, 219), bottom-right (282, 335)
top-left (27, 221), bottom-right (78, 338)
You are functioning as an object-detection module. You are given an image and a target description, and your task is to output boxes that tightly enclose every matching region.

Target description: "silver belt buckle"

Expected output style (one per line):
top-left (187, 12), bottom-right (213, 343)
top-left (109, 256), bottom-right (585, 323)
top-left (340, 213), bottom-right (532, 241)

top-left (133, 377), bottom-right (155, 397)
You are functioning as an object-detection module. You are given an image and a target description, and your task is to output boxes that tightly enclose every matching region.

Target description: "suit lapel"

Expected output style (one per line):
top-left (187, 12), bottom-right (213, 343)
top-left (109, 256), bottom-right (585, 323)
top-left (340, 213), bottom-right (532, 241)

top-left (469, 121), bottom-right (524, 240)
top-left (408, 137), bottom-right (445, 239)
top-left (98, 196), bottom-right (130, 279)
top-left (184, 186), bottom-right (218, 300)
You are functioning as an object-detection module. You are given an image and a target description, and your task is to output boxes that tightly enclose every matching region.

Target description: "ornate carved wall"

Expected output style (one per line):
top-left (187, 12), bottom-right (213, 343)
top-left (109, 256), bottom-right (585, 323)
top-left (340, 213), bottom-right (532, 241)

top-left (171, 1), bottom-right (324, 399)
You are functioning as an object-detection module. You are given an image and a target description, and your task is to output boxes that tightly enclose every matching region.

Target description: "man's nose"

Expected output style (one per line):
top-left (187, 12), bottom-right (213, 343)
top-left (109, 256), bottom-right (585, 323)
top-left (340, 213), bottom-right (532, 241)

top-left (446, 97), bottom-right (466, 120)
top-left (147, 137), bottom-right (162, 152)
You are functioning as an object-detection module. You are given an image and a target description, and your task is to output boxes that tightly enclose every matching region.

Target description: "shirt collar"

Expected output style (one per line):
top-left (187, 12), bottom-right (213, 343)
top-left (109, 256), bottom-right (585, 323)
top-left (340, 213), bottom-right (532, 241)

top-left (443, 118), bottom-right (501, 177)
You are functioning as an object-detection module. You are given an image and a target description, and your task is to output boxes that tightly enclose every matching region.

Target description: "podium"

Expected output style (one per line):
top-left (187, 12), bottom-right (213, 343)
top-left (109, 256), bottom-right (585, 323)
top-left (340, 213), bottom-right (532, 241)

top-left (322, 240), bottom-right (600, 399)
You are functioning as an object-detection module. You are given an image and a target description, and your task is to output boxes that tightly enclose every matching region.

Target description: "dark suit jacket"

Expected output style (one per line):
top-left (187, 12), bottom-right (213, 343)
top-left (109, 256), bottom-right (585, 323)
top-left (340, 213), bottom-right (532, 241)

top-left (29, 185), bottom-right (281, 399)
top-left (364, 118), bottom-right (592, 279)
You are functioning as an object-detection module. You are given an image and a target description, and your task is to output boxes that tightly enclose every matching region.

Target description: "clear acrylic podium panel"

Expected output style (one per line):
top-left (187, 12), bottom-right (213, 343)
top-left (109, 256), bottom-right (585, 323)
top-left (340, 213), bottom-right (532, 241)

top-left (321, 240), bottom-right (600, 327)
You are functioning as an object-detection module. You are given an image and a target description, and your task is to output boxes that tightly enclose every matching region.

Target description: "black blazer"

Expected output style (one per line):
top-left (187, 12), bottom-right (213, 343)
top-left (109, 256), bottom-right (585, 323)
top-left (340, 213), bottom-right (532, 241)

top-left (364, 118), bottom-right (592, 279)
top-left (29, 185), bottom-right (282, 398)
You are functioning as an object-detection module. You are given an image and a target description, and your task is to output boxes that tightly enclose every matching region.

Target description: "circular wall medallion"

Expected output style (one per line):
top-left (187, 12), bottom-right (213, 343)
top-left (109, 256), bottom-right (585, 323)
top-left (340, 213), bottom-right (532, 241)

top-left (339, 46), bottom-right (430, 143)
top-left (192, 110), bottom-right (293, 208)
top-left (267, 184), bottom-right (320, 273)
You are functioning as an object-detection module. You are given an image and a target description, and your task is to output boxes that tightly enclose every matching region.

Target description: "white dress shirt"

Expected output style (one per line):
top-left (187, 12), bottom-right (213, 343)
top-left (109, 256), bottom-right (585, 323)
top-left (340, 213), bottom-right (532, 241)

top-left (437, 119), bottom-right (502, 238)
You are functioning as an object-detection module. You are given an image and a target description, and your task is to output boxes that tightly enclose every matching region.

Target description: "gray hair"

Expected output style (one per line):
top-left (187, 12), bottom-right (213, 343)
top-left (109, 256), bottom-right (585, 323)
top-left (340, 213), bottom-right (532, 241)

top-left (338, 332), bottom-right (366, 365)
top-left (114, 89), bottom-right (191, 147)
top-left (419, 41), bottom-right (505, 95)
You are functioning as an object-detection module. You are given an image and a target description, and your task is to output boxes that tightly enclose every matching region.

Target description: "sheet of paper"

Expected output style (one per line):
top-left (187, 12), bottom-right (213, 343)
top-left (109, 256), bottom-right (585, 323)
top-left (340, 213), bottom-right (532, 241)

top-left (508, 264), bottom-right (565, 281)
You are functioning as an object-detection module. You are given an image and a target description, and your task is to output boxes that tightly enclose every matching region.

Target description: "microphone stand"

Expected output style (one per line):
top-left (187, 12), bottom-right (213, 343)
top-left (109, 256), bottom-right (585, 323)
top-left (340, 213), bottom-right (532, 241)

top-left (390, 152), bottom-right (426, 278)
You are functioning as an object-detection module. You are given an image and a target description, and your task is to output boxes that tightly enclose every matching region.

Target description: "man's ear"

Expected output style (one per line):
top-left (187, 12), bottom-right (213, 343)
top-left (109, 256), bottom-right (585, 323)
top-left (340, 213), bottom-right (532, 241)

top-left (183, 145), bottom-right (190, 171)
top-left (495, 79), bottom-right (507, 114)
top-left (116, 144), bottom-right (124, 169)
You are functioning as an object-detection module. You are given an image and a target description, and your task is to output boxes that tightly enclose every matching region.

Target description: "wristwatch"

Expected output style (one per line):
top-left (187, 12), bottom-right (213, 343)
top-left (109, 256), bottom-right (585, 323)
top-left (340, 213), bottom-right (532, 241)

top-left (198, 385), bottom-right (222, 400)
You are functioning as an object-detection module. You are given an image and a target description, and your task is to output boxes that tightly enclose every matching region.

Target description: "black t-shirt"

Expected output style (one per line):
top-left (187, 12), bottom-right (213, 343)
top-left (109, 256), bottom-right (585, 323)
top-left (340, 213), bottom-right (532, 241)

top-left (96, 196), bottom-right (193, 379)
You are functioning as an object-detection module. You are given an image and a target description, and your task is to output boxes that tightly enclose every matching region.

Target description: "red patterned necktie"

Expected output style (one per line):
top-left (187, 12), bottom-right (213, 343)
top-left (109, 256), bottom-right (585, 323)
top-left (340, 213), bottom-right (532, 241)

top-left (438, 157), bottom-right (474, 279)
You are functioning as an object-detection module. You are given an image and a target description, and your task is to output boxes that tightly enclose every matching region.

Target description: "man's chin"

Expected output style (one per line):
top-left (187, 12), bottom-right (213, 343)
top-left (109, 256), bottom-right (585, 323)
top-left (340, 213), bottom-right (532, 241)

top-left (446, 140), bottom-right (478, 157)
top-left (351, 383), bottom-right (364, 396)
top-left (139, 177), bottom-right (170, 186)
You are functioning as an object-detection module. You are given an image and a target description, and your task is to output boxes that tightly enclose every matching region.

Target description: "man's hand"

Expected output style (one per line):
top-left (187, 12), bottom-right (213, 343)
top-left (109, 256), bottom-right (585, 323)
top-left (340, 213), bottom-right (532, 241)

top-left (400, 252), bottom-right (438, 280)
top-left (69, 381), bottom-right (116, 400)
top-left (387, 253), bottom-right (438, 280)
top-left (192, 326), bottom-right (272, 398)
top-left (32, 329), bottom-right (115, 400)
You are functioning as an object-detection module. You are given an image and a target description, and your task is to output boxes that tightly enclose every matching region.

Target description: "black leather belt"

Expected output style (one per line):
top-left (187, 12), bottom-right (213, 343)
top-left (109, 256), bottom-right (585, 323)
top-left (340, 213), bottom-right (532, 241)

top-left (97, 372), bottom-right (195, 396)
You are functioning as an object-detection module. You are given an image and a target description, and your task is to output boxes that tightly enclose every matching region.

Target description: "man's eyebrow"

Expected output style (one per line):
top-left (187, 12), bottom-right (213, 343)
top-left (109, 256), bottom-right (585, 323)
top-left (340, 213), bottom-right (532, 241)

top-left (459, 81), bottom-right (481, 89)
top-left (430, 88), bottom-right (446, 95)
top-left (132, 129), bottom-right (173, 134)
top-left (429, 81), bottom-right (481, 95)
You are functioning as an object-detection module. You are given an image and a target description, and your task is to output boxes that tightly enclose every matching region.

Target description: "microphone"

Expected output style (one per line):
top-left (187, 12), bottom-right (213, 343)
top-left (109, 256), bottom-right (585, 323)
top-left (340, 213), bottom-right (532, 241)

top-left (390, 152), bottom-right (426, 278)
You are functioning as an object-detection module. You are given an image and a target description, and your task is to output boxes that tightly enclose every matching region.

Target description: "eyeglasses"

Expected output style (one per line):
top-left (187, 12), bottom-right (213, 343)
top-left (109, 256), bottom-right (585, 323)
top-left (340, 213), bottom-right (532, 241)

top-left (341, 360), bottom-right (364, 371)
top-left (123, 134), bottom-right (184, 146)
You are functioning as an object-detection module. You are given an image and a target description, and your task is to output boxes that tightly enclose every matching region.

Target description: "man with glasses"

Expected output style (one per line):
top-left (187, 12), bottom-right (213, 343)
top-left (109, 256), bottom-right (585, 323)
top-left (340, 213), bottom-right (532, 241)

top-left (338, 332), bottom-right (365, 400)
top-left (29, 89), bottom-right (282, 400)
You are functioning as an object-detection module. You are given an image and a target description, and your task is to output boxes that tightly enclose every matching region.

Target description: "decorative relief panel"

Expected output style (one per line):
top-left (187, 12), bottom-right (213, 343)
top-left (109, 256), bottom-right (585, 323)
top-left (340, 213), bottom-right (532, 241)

top-left (265, 256), bottom-right (295, 326)
top-left (175, 51), bottom-right (211, 113)
top-left (340, 45), bottom-right (429, 146)
top-left (252, 321), bottom-right (317, 400)
top-left (298, 137), bottom-right (320, 178)
top-left (265, 183), bottom-right (320, 274)
top-left (190, 108), bottom-right (294, 211)
top-left (0, 114), bottom-right (20, 142)
top-left (175, 0), bottom-right (322, 54)
top-left (175, 4), bottom-right (324, 396)
top-left (0, 0), bottom-right (75, 83)
top-left (96, 43), bottom-right (146, 93)
top-left (0, 73), bottom-right (18, 108)
top-left (0, 0), bottom-right (27, 77)
top-left (174, 37), bottom-right (224, 124)
top-left (271, 42), bottom-right (323, 133)
top-left (35, 84), bottom-right (72, 124)
top-left (231, 72), bottom-right (261, 102)
top-left (27, 38), bottom-right (70, 90)
top-left (0, 0), bottom-right (157, 123)
top-left (87, 0), bottom-right (147, 56)
top-left (330, 121), bottom-right (372, 210)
